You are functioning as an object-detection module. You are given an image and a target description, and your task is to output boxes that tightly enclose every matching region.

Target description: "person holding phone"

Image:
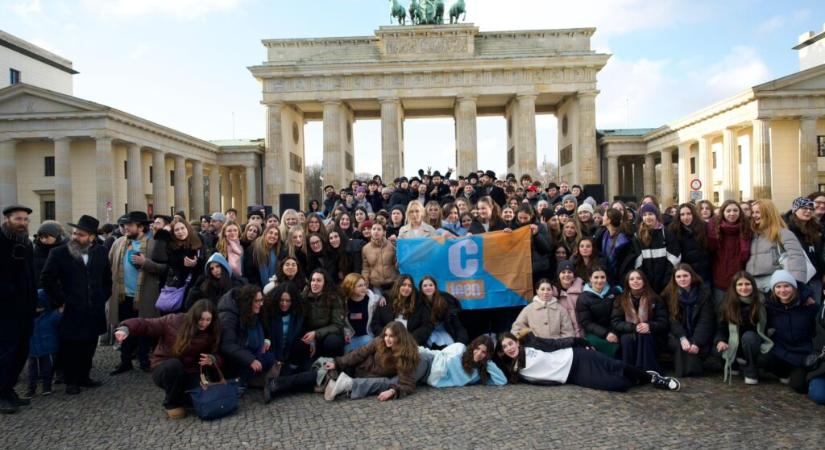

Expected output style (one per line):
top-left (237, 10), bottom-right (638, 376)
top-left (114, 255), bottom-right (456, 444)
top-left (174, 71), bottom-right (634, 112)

top-left (113, 299), bottom-right (222, 420)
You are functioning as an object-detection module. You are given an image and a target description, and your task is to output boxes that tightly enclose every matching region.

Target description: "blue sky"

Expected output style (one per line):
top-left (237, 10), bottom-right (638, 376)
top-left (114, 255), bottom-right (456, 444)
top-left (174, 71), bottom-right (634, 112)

top-left (2, 0), bottom-right (824, 177)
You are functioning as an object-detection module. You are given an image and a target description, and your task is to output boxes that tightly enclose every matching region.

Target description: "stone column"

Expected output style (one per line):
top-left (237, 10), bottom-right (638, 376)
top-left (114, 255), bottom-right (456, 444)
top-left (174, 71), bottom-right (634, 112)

top-left (633, 159), bottom-right (644, 200)
top-left (95, 136), bottom-right (114, 222)
top-left (643, 154), bottom-right (655, 196)
top-left (231, 169), bottom-right (242, 210)
top-left (751, 119), bottom-right (772, 199)
top-left (220, 167), bottom-right (231, 212)
top-left (800, 117), bottom-right (818, 196)
top-left (53, 137), bottom-right (72, 226)
top-left (606, 155), bottom-right (619, 201)
top-left (264, 103), bottom-right (284, 208)
top-left (455, 95), bottom-right (478, 175)
top-left (173, 155), bottom-right (188, 215)
top-left (660, 148), bottom-right (674, 206)
top-left (380, 98), bottom-right (405, 181)
top-left (0, 140), bottom-right (18, 208)
top-left (209, 165), bottom-right (221, 214)
top-left (577, 91), bottom-right (599, 184)
top-left (245, 164), bottom-right (259, 205)
top-left (698, 136), bottom-right (713, 200)
top-left (514, 94), bottom-right (538, 177)
top-left (677, 143), bottom-right (691, 204)
top-left (127, 143), bottom-right (145, 212)
top-left (722, 128), bottom-right (739, 201)
top-left (191, 160), bottom-right (205, 220)
top-left (151, 149), bottom-right (168, 216)
top-left (323, 101), bottom-right (345, 190)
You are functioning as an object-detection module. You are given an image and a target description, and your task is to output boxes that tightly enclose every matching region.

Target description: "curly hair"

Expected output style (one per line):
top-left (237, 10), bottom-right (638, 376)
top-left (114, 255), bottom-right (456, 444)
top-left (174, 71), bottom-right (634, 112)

top-left (461, 335), bottom-right (493, 384)
top-left (375, 321), bottom-right (420, 375)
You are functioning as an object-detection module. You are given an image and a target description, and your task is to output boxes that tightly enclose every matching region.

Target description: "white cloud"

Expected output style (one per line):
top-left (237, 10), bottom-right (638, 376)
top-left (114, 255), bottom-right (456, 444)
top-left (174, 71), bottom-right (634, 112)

top-left (756, 15), bottom-right (785, 35)
top-left (128, 43), bottom-right (150, 60)
top-left (7, 0), bottom-right (41, 17)
top-left (81, 0), bottom-right (245, 19)
top-left (597, 46), bottom-right (773, 129)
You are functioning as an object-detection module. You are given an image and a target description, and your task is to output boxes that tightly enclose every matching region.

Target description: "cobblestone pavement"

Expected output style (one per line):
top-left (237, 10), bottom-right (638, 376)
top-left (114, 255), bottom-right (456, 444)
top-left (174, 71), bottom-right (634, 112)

top-left (2, 346), bottom-right (824, 449)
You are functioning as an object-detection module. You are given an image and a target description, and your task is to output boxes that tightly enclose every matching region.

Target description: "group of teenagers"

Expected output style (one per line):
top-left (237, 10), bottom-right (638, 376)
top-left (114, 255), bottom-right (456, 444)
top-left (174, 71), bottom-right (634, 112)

top-left (3, 168), bottom-right (825, 419)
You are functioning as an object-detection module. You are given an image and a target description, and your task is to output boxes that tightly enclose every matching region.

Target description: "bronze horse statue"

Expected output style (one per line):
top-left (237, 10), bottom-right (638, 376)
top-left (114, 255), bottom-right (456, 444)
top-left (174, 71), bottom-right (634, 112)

top-left (390, 0), bottom-right (407, 25)
top-left (449, 0), bottom-right (466, 24)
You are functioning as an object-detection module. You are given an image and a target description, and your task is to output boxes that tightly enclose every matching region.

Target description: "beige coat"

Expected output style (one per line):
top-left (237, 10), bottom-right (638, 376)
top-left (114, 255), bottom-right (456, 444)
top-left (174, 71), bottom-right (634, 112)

top-left (108, 234), bottom-right (168, 325)
top-left (361, 239), bottom-right (399, 288)
top-left (511, 295), bottom-right (576, 340)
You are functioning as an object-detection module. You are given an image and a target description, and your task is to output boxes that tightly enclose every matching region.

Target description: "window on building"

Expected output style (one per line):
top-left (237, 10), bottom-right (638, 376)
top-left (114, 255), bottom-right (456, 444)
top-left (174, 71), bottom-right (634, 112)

top-left (738, 145), bottom-right (742, 164)
top-left (713, 191), bottom-right (719, 204)
top-left (9, 68), bottom-right (21, 85)
top-left (712, 152), bottom-right (717, 169)
top-left (690, 157), bottom-right (696, 174)
top-left (149, 165), bottom-right (154, 183)
top-left (818, 136), bottom-right (825, 157)
top-left (124, 161), bottom-right (128, 179)
top-left (170, 170), bottom-right (175, 186)
top-left (44, 156), bottom-right (55, 177)
top-left (42, 201), bottom-right (55, 221)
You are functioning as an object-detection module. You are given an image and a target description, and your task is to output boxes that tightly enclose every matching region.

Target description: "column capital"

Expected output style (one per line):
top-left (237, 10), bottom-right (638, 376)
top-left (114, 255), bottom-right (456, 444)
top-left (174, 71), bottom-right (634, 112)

top-left (91, 133), bottom-right (112, 142)
top-left (378, 97), bottom-right (401, 105)
top-left (456, 95), bottom-right (477, 103)
top-left (321, 99), bottom-right (343, 106)
top-left (577, 90), bottom-right (599, 99)
top-left (515, 93), bottom-right (538, 102)
top-left (53, 136), bottom-right (72, 143)
top-left (660, 147), bottom-right (674, 156)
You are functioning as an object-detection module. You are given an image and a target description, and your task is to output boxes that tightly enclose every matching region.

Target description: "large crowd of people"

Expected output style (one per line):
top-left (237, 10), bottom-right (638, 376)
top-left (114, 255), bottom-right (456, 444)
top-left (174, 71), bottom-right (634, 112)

top-left (2, 167), bottom-right (825, 419)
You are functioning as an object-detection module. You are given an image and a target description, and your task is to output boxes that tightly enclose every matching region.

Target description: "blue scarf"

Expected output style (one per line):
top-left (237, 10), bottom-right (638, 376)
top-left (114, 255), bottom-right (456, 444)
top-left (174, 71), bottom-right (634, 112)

top-left (258, 249), bottom-right (277, 288)
top-left (678, 286), bottom-right (700, 337)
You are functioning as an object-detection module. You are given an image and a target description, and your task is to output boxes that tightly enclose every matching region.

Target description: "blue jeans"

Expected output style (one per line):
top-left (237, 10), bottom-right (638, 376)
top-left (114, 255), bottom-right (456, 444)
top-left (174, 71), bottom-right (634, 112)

top-left (809, 377), bottom-right (825, 405)
top-left (345, 334), bottom-right (373, 353)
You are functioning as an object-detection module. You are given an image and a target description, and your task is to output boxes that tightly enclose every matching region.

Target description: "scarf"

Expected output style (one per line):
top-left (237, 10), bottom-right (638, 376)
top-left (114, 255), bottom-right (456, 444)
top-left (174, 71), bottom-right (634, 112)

top-left (227, 239), bottom-right (243, 278)
top-left (624, 293), bottom-right (650, 324)
top-left (258, 248), bottom-right (277, 288)
top-left (678, 287), bottom-right (700, 338)
top-left (722, 296), bottom-right (773, 384)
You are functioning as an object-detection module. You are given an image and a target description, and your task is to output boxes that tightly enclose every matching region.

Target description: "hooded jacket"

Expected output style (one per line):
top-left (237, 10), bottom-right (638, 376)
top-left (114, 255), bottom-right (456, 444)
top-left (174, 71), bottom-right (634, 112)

top-left (185, 253), bottom-right (244, 310)
top-left (765, 293), bottom-right (817, 367)
top-left (576, 284), bottom-right (622, 339)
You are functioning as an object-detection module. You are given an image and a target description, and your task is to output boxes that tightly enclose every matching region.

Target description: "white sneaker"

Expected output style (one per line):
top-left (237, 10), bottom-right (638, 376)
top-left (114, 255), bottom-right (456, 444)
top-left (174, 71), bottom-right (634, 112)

top-left (779, 377), bottom-right (790, 385)
top-left (324, 372), bottom-right (353, 401)
top-left (744, 377), bottom-right (759, 385)
top-left (646, 370), bottom-right (681, 391)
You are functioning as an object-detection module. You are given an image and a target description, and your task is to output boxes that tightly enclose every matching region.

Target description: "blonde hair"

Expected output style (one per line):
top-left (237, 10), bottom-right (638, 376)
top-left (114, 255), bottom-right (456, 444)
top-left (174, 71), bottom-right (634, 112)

top-left (280, 209), bottom-right (299, 238)
top-left (286, 225), bottom-right (306, 259)
top-left (253, 224), bottom-right (282, 268)
top-left (405, 201), bottom-right (425, 226)
top-left (752, 199), bottom-right (786, 243)
top-left (216, 221), bottom-right (240, 257)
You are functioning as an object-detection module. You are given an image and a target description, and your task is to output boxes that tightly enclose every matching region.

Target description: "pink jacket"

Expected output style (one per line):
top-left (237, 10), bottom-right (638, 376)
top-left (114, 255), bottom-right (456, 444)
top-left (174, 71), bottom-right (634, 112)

top-left (551, 277), bottom-right (585, 337)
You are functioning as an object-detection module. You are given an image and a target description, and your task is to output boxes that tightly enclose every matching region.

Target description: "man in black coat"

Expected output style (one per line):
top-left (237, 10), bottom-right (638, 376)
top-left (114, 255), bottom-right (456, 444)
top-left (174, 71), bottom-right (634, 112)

top-left (41, 215), bottom-right (112, 395)
top-left (0, 205), bottom-right (37, 414)
top-left (479, 170), bottom-right (506, 207)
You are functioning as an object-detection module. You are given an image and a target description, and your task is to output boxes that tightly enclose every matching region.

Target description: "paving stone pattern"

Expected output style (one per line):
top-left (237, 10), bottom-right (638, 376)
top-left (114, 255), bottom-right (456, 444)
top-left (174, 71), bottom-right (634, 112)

top-left (2, 347), bottom-right (823, 449)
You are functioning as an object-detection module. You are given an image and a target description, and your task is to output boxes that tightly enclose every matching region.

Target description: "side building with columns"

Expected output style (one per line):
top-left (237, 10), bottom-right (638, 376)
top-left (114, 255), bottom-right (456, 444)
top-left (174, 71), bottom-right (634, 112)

top-left (600, 28), bottom-right (825, 208)
top-left (0, 83), bottom-right (261, 230)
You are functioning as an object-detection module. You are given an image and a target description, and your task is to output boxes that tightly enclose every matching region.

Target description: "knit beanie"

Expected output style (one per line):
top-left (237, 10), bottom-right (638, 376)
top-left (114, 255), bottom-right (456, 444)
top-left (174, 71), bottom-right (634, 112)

top-left (557, 260), bottom-right (575, 277)
top-left (639, 203), bottom-right (660, 218)
top-left (577, 203), bottom-right (594, 214)
top-left (792, 197), bottom-right (814, 214)
top-left (562, 194), bottom-right (578, 209)
top-left (770, 269), bottom-right (797, 291)
top-left (37, 220), bottom-right (64, 239)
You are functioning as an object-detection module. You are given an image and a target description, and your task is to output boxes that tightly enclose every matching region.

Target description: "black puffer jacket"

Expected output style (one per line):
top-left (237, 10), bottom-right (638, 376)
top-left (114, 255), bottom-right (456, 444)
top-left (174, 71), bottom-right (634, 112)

top-left (421, 291), bottom-right (469, 345)
top-left (370, 296), bottom-right (433, 346)
top-left (807, 303), bottom-right (825, 382)
top-left (673, 225), bottom-right (712, 285)
top-left (33, 238), bottom-right (67, 286)
top-left (576, 285), bottom-right (621, 339)
top-left (663, 285), bottom-right (716, 349)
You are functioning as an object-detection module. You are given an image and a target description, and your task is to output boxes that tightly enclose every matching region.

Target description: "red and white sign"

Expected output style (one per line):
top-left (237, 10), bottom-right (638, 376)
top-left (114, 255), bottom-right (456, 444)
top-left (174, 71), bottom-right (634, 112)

top-left (689, 178), bottom-right (702, 191)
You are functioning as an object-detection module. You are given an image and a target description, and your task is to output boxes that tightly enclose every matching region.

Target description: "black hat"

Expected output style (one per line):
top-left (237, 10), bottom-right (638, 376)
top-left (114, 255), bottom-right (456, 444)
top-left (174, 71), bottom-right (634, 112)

top-left (174, 210), bottom-right (187, 220)
top-left (124, 211), bottom-right (151, 224)
top-left (483, 170), bottom-right (496, 179)
top-left (506, 173), bottom-right (516, 180)
top-left (557, 260), bottom-right (575, 277)
top-left (467, 172), bottom-right (478, 181)
top-left (410, 177), bottom-right (421, 183)
top-left (117, 214), bottom-right (129, 226)
top-left (432, 170), bottom-right (442, 178)
top-left (154, 215), bottom-right (172, 224)
top-left (2, 204), bottom-right (32, 216)
top-left (547, 182), bottom-right (559, 190)
top-left (68, 215), bottom-right (100, 234)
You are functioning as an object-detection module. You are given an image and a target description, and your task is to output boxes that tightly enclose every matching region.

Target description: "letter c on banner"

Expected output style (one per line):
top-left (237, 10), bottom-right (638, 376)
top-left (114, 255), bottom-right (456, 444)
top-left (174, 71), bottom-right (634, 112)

top-left (448, 239), bottom-right (479, 277)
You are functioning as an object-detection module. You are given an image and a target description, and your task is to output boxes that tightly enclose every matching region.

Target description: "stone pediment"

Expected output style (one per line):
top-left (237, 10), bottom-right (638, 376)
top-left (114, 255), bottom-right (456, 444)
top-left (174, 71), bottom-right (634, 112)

top-left (753, 64), bottom-right (825, 92)
top-left (0, 83), bottom-right (107, 116)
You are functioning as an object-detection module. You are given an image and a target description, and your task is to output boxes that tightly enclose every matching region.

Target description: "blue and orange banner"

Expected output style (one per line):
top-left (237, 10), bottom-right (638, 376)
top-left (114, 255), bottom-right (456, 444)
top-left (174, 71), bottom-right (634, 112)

top-left (397, 227), bottom-right (533, 310)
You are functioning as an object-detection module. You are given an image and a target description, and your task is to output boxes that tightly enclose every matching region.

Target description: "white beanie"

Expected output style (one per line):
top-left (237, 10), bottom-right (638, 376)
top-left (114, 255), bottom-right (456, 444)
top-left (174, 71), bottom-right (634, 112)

top-left (577, 203), bottom-right (594, 214)
top-left (770, 270), bottom-right (796, 291)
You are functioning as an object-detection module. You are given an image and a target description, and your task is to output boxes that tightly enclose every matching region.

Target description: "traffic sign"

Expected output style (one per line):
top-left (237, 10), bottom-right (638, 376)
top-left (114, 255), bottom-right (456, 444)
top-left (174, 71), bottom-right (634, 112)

top-left (690, 191), bottom-right (702, 201)
top-left (689, 178), bottom-right (702, 191)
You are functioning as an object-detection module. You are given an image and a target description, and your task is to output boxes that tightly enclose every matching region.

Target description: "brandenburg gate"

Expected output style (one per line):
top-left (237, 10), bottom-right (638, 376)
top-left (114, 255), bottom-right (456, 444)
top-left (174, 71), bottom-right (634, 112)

top-left (249, 24), bottom-right (610, 209)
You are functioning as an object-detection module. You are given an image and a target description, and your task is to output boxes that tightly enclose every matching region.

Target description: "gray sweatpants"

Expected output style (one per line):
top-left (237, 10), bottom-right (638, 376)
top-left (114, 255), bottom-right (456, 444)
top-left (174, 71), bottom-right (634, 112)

top-left (349, 352), bottom-right (433, 399)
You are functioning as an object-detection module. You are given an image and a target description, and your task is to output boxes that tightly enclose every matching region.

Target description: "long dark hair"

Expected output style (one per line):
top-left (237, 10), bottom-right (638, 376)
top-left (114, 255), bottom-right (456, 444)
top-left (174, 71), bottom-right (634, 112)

top-left (790, 211), bottom-right (822, 246)
top-left (715, 200), bottom-right (751, 239)
top-left (669, 203), bottom-right (707, 249)
top-left (616, 269), bottom-right (659, 318)
top-left (201, 261), bottom-right (233, 301)
top-left (662, 263), bottom-right (703, 321)
top-left (263, 282), bottom-right (302, 322)
top-left (375, 321), bottom-right (420, 375)
top-left (172, 299), bottom-right (221, 358)
top-left (721, 271), bottom-right (762, 326)
top-left (494, 332), bottom-right (525, 384)
top-left (389, 275), bottom-right (417, 318)
top-left (304, 269), bottom-right (339, 318)
top-left (419, 275), bottom-right (447, 323)
top-left (461, 335), bottom-right (493, 384)
top-left (234, 284), bottom-right (262, 329)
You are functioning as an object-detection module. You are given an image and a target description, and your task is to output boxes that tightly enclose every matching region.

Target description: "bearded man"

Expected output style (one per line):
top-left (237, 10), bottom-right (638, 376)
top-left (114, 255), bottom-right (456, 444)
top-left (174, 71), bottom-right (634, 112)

top-left (41, 215), bottom-right (112, 395)
top-left (0, 205), bottom-right (37, 414)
